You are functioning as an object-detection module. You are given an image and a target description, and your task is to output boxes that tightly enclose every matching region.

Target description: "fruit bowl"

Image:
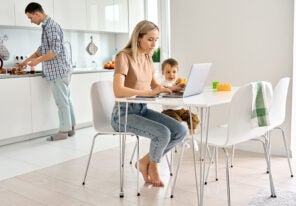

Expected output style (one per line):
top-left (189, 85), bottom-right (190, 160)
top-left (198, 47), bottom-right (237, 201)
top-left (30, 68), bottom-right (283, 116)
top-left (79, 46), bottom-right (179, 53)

top-left (103, 61), bottom-right (115, 69)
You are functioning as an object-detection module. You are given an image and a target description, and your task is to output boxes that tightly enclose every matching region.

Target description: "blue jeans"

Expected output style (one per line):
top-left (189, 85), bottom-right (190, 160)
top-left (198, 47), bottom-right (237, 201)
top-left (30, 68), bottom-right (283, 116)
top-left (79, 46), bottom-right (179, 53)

top-left (111, 102), bottom-right (187, 163)
top-left (49, 72), bottom-right (76, 131)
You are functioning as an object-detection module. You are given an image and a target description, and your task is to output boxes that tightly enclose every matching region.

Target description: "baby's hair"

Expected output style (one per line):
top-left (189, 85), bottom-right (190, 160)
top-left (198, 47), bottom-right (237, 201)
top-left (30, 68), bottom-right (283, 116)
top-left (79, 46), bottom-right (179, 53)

top-left (162, 58), bottom-right (179, 72)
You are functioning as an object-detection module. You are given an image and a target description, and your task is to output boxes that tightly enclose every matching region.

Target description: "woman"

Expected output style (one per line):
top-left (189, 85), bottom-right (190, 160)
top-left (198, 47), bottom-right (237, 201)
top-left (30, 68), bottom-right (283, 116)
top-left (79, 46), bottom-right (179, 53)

top-left (111, 20), bottom-right (187, 187)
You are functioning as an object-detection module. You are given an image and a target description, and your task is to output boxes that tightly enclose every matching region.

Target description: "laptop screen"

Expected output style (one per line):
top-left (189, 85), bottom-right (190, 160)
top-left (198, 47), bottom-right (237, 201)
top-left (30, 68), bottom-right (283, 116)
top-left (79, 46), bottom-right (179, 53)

top-left (182, 63), bottom-right (212, 97)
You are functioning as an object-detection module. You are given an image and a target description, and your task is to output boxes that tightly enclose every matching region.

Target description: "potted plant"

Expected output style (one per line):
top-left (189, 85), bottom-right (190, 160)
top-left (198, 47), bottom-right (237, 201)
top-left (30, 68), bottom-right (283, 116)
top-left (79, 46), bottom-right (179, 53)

top-left (152, 47), bottom-right (160, 63)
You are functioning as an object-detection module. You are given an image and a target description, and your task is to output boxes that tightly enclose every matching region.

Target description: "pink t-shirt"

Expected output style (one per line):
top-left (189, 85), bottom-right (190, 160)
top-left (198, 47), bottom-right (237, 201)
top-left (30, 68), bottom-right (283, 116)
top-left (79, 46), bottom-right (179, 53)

top-left (114, 51), bottom-right (154, 90)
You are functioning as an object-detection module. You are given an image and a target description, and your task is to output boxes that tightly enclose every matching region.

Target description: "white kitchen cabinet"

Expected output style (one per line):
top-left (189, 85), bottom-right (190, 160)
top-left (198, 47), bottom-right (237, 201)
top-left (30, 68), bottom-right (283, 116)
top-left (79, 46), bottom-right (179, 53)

top-left (113, 0), bottom-right (128, 33)
top-left (15, 0), bottom-right (53, 27)
top-left (0, 0), bottom-right (15, 26)
top-left (0, 78), bottom-right (32, 140)
top-left (70, 72), bottom-right (113, 125)
top-left (54, 0), bottom-right (87, 31)
top-left (86, 0), bottom-right (113, 32)
top-left (128, 0), bottom-right (144, 33)
top-left (86, 0), bottom-right (128, 32)
top-left (0, 71), bottom-right (113, 144)
top-left (30, 76), bottom-right (59, 133)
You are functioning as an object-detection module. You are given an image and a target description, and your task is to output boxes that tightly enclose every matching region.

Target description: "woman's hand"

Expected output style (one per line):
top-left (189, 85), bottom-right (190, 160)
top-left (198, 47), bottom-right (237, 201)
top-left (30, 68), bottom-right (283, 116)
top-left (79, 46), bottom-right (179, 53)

top-left (151, 85), bottom-right (172, 95)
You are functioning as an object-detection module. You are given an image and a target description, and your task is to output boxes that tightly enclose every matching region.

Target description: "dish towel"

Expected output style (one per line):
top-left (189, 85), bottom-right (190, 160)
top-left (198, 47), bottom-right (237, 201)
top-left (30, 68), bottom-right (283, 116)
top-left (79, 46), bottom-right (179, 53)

top-left (251, 81), bottom-right (273, 127)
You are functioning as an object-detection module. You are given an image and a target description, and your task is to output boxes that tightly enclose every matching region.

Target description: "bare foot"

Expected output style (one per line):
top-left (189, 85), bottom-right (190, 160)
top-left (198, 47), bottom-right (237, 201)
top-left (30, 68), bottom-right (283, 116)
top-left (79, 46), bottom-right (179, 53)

top-left (135, 159), bottom-right (151, 183)
top-left (148, 163), bottom-right (164, 187)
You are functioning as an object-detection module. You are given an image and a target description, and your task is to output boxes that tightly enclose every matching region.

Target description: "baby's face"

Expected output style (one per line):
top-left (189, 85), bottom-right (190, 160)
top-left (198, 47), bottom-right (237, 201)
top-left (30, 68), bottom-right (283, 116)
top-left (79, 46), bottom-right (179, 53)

top-left (163, 64), bottom-right (178, 82)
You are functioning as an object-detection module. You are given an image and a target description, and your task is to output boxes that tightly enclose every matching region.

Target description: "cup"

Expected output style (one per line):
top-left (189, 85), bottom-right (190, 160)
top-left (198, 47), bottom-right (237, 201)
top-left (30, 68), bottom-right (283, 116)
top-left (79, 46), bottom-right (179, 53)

top-left (212, 81), bottom-right (219, 89)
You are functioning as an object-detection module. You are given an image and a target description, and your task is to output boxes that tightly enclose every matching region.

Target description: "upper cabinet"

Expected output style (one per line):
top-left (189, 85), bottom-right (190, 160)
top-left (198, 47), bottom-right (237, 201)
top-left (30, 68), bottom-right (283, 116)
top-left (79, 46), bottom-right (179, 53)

top-left (86, 0), bottom-right (113, 32)
top-left (0, 0), bottom-right (128, 32)
top-left (113, 0), bottom-right (128, 33)
top-left (86, 0), bottom-right (128, 33)
top-left (0, 0), bottom-right (15, 26)
top-left (53, 0), bottom-right (87, 31)
top-left (15, 0), bottom-right (53, 27)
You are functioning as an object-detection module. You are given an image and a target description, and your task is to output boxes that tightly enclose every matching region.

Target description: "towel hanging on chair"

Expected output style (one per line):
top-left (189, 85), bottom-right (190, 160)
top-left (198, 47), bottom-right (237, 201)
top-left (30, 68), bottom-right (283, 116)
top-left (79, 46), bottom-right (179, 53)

top-left (251, 81), bottom-right (273, 127)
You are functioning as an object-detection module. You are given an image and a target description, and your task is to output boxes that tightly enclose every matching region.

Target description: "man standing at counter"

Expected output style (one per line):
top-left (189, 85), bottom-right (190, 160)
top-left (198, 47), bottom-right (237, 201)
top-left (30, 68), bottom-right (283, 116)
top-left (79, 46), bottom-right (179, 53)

top-left (19, 2), bottom-right (76, 141)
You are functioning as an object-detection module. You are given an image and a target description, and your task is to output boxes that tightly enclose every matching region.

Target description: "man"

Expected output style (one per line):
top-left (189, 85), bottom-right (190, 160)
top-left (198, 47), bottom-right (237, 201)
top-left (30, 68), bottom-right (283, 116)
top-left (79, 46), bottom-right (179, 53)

top-left (19, 2), bottom-right (76, 141)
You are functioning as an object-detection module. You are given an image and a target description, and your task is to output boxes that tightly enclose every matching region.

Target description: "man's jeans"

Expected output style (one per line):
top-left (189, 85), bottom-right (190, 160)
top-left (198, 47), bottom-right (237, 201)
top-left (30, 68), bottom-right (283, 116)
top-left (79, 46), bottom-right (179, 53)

top-left (50, 72), bottom-right (76, 131)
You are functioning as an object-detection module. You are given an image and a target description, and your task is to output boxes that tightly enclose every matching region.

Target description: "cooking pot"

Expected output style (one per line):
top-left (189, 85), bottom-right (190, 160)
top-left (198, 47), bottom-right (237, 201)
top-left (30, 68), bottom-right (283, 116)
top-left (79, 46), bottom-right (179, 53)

top-left (0, 58), bottom-right (3, 69)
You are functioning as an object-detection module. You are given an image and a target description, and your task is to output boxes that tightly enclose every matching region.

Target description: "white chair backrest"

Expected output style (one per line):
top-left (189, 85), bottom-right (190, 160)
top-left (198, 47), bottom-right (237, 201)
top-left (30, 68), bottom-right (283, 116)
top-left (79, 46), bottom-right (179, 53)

top-left (269, 77), bottom-right (290, 126)
top-left (225, 83), bottom-right (272, 146)
top-left (90, 81), bottom-right (115, 132)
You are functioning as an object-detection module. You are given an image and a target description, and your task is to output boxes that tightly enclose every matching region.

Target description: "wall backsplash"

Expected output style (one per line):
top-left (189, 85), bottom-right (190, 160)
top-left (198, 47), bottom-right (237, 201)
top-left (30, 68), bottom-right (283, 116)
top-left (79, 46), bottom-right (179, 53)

top-left (0, 27), bottom-right (127, 70)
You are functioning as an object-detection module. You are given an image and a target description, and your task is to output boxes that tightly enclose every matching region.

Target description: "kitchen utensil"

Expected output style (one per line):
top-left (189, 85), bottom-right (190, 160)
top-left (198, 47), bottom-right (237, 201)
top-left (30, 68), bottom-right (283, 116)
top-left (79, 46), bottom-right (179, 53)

top-left (0, 40), bottom-right (10, 60)
top-left (0, 58), bottom-right (3, 69)
top-left (86, 36), bottom-right (98, 55)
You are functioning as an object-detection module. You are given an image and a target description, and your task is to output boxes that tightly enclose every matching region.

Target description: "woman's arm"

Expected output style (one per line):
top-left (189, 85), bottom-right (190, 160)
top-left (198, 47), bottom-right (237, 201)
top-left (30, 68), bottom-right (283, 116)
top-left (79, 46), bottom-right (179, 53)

top-left (113, 73), bottom-right (171, 98)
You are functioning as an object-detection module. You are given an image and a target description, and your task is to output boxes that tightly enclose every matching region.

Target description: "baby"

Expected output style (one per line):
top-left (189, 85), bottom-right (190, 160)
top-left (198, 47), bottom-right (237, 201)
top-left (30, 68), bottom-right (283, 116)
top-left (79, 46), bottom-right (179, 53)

top-left (161, 58), bottom-right (199, 134)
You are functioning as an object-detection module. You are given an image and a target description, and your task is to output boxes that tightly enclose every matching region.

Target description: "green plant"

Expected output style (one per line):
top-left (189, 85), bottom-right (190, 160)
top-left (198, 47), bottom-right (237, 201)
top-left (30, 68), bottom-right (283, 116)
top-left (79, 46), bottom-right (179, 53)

top-left (152, 47), bottom-right (160, 62)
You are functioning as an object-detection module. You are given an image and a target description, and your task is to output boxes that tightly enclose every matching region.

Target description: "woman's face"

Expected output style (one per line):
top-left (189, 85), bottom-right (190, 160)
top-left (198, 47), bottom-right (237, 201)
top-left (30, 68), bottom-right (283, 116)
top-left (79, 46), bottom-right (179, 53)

top-left (138, 29), bottom-right (159, 55)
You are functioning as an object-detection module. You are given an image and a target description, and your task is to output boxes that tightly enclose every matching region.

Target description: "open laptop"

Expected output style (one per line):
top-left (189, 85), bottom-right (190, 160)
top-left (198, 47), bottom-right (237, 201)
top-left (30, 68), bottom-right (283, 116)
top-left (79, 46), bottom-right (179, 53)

top-left (160, 63), bottom-right (212, 98)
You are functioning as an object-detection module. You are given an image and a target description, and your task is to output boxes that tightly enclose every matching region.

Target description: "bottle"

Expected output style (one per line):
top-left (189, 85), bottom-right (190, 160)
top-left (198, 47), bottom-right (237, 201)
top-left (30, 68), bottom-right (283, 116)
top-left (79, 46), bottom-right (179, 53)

top-left (111, 48), bottom-right (118, 61)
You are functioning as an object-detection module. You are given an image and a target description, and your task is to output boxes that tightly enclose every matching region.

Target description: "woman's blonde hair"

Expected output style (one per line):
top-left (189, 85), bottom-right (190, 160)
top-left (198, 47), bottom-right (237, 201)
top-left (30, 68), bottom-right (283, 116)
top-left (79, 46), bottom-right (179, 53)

top-left (123, 20), bottom-right (159, 59)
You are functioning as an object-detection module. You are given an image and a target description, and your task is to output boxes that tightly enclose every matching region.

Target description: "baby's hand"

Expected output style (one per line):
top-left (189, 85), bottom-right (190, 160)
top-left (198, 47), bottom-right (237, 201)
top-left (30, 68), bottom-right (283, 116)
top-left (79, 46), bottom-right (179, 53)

top-left (175, 78), bottom-right (187, 85)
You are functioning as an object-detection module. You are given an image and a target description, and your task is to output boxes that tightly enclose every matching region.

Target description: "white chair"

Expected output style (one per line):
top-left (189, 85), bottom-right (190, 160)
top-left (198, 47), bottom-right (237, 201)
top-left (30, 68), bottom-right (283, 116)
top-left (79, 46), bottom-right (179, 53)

top-left (82, 81), bottom-right (140, 197)
top-left (231, 77), bottom-right (293, 177)
top-left (171, 83), bottom-right (276, 206)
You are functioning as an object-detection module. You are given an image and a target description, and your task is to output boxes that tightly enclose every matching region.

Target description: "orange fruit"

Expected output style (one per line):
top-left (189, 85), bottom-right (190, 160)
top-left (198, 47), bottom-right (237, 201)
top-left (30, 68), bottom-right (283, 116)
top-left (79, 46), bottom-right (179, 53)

top-left (216, 83), bottom-right (232, 91)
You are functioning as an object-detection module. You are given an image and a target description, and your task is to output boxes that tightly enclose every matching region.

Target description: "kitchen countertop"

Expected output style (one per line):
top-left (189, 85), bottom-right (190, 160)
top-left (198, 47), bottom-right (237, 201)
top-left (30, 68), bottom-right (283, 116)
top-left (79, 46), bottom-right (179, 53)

top-left (0, 68), bottom-right (114, 79)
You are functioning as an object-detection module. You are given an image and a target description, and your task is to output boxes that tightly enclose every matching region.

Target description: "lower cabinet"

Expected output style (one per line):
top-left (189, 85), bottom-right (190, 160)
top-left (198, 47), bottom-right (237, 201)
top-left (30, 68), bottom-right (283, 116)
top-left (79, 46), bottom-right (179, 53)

top-left (0, 78), bottom-right (32, 140)
top-left (70, 72), bottom-right (113, 125)
top-left (30, 77), bottom-right (59, 133)
top-left (0, 71), bottom-right (113, 142)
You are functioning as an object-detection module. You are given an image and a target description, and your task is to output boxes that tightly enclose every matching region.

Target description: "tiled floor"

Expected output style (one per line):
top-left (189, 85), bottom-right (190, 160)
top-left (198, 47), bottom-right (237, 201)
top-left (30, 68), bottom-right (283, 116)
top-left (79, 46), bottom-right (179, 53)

top-left (0, 127), bottom-right (295, 205)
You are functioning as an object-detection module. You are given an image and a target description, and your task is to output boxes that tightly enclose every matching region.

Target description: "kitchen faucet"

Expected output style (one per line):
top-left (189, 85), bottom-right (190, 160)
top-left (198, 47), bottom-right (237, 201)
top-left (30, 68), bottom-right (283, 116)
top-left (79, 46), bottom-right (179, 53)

top-left (63, 41), bottom-right (76, 68)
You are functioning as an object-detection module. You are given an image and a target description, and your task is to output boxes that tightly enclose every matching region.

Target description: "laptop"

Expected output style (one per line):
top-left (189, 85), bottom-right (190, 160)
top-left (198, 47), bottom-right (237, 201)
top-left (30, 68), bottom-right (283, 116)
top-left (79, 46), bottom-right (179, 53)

top-left (160, 63), bottom-right (212, 98)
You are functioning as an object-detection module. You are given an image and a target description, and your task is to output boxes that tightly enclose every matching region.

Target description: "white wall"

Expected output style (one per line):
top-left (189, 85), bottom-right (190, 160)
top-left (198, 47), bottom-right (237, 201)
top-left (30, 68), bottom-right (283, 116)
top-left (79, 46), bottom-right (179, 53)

top-left (0, 27), bottom-right (121, 69)
top-left (170, 0), bottom-right (294, 155)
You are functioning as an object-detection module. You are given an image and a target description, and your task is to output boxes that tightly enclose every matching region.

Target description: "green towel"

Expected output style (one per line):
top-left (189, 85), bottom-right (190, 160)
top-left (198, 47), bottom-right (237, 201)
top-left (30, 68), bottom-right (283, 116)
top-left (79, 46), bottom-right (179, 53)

top-left (251, 81), bottom-right (273, 127)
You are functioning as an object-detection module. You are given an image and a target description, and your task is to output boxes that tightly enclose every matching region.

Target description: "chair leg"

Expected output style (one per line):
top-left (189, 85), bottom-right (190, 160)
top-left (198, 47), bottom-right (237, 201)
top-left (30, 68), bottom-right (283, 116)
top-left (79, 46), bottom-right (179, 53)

top-left (170, 141), bottom-right (187, 198)
top-left (263, 136), bottom-right (276, 198)
top-left (222, 148), bottom-right (231, 206)
top-left (215, 147), bottom-right (219, 181)
top-left (129, 141), bottom-right (138, 164)
top-left (276, 127), bottom-right (294, 177)
top-left (171, 149), bottom-right (174, 174)
top-left (82, 134), bottom-right (98, 185)
top-left (230, 145), bottom-right (235, 168)
top-left (119, 134), bottom-right (125, 198)
top-left (171, 136), bottom-right (200, 205)
top-left (165, 151), bottom-right (174, 176)
top-left (258, 138), bottom-right (271, 175)
top-left (136, 136), bottom-right (140, 196)
top-left (204, 146), bottom-right (216, 185)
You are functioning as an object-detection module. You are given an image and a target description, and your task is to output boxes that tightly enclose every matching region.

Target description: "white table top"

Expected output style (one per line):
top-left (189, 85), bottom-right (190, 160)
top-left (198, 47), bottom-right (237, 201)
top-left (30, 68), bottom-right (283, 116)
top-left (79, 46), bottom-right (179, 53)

top-left (115, 87), bottom-right (238, 108)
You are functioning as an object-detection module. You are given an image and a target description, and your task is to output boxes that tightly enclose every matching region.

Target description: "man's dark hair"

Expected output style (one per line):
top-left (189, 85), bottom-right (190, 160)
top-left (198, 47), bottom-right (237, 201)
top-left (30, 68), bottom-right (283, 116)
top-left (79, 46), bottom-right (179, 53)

top-left (25, 2), bottom-right (44, 14)
top-left (162, 58), bottom-right (179, 72)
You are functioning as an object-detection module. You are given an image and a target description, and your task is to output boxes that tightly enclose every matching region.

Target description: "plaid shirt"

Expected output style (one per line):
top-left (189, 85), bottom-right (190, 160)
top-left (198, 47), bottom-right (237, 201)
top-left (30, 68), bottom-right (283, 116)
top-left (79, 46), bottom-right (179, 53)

top-left (38, 16), bottom-right (71, 80)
